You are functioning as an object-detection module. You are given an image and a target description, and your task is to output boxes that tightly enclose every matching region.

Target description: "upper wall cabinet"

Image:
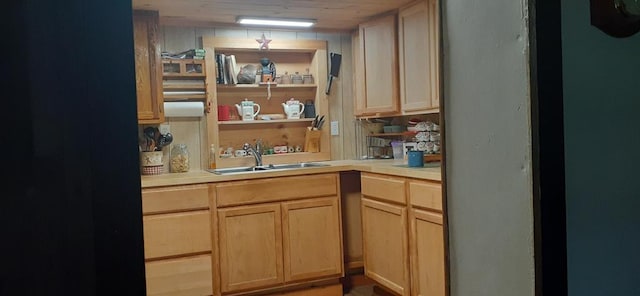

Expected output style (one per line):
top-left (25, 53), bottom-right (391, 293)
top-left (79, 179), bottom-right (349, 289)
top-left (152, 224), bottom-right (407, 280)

top-left (355, 14), bottom-right (400, 117)
top-left (353, 0), bottom-right (440, 118)
top-left (399, 0), bottom-right (440, 114)
top-left (133, 10), bottom-right (164, 124)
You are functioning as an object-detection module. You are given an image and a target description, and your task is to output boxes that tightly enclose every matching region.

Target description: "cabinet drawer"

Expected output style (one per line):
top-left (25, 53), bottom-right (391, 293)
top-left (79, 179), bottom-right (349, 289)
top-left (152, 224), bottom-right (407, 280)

top-left (142, 184), bottom-right (209, 215)
top-left (216, 173), bottom-right (338, 207)
top-left (145, 254), bottom-right (213, 296)
top-left (361, 173), bottom-right (407, 205)
top-left (409, 181), bottom-right (442, 211)
top-left (143, 211), bottom-right (211, 259)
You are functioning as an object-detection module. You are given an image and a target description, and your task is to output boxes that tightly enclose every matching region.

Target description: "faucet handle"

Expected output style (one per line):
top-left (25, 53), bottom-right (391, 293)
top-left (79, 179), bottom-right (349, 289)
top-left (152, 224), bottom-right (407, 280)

top-left (242, 143), bottom-right (252, 150)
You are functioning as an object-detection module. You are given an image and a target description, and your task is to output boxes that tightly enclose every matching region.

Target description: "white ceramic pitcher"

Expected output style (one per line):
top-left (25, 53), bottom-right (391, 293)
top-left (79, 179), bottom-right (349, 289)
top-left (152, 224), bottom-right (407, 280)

top-left (282, 98), bottom-right (305, 119)
top-left (235, 99), bottom-right (260, 121)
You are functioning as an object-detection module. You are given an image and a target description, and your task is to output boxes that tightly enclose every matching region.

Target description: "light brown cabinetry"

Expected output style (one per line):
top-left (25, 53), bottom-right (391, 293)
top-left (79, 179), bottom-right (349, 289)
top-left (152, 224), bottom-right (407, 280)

top-left (360, 173), bottom-right (445, 296)
top-left (141, 184), bottom-right (213, 296)
top-left (282, 197), bottom-right (343, 282)
top-left (398, 0), bottom-right (440, 114)
top-left (162, 58), bottom-right (208, 101)
top-left (408, 179), bottom-right (445, 296)
top-left (202, 37), bottom-right (330, 168)
top-left (353, 0), bottom-right (441, 118)
top-left (218, 203), bottom-right (284, 293)
top-left (361, 174), bottom-right (410, 296)
top-left (214, 173), bottom-right (343, 295)
top-left (133, 10), bottom-right (164, 124)
top-left (355, 14), bottom-right (400, 116)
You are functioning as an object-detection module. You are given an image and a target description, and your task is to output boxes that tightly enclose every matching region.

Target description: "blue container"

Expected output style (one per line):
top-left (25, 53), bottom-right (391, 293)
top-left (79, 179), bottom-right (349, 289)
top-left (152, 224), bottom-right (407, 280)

top-left (407, 150), bottom-right (424, 167)
top-left (304, 100), bottom-right (316, 118)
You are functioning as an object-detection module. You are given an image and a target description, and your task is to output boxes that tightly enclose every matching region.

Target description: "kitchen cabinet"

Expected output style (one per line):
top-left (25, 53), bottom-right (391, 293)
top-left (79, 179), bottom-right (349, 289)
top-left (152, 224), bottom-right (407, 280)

top-left (355, 14), bottom-right (400, 116)
top-left (361, 173), bottom-right (410, 296)
top-left (133, 10), bottom-right (164, 124)
top-left (399, 0), bottom-right (440, 114)
top-left (162, 58), bottom-right (208, 101)
top-left (201, 37), bottom-right (330, 169)
top-left (214, 173), bottom-right (343, 295)
top-left (218, 203), bottom-right (284, 292)
top-left (408, 180), bottom-right (445, 296)
top-left (360, 173), bottom-right (445, 296)
top-left (282, 197), bottom-right (343, 282)
top-left (353, 0), bottom-right (441, 117)
top-left (141, 184), bottom-right (213, 296)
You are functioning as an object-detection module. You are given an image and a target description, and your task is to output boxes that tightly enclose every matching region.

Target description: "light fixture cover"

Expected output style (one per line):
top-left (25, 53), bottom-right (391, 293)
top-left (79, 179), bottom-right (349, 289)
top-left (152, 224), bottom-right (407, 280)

top-left (237, 16), bottom-right (316, 28)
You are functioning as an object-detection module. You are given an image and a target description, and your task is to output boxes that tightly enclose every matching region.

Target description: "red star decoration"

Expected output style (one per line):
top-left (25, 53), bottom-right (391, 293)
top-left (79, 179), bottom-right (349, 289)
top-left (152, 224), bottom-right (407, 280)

top-left (256, 33), bottom-right (272, 50)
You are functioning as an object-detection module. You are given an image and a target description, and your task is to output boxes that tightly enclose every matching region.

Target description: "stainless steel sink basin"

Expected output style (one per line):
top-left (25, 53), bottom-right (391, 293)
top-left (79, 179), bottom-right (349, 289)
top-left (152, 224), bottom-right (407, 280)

top-left (208, 162), bottom-right (330, 175)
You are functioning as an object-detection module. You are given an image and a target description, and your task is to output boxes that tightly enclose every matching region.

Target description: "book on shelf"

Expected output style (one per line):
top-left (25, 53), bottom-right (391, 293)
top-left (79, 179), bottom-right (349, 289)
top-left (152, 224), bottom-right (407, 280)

top-left (215, 53), bottom-right (240, 85)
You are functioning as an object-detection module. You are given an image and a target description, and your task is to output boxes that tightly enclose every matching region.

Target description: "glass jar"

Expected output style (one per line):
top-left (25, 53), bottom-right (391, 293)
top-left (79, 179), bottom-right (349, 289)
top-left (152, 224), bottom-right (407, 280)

top-left (170, 144), bottom-right (190, 173)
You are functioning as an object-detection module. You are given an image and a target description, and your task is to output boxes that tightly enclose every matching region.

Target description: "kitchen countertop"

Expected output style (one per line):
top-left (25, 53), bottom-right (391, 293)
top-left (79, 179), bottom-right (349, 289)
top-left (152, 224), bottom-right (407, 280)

top-left (140, 159), bottom-right (441, 188)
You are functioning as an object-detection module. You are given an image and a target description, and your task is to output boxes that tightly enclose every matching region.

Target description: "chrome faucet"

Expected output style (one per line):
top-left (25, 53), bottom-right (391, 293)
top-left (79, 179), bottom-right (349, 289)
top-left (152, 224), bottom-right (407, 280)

top-left (243, 141), bottom-right (263, 167)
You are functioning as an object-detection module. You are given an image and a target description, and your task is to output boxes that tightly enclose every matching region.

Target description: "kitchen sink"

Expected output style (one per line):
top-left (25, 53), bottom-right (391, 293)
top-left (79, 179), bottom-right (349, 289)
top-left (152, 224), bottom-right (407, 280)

top-left (208, 162), bottom-right (330, 175)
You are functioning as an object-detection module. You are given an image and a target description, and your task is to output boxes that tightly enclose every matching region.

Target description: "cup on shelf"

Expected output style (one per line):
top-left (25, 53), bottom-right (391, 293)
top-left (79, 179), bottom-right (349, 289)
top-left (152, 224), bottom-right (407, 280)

top-left (218, 105), bottom-right (231, 121)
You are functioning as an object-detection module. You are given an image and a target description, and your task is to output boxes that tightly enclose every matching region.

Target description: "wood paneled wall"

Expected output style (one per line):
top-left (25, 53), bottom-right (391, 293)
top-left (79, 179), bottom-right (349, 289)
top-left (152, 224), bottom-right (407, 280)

top-left (160, 26), bottom-right (358, 160)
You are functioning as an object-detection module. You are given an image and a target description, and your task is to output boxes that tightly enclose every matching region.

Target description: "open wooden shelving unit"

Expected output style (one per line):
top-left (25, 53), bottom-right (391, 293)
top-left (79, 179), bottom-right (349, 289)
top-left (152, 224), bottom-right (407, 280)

top-left (202, 37), bottom-right (330, 168)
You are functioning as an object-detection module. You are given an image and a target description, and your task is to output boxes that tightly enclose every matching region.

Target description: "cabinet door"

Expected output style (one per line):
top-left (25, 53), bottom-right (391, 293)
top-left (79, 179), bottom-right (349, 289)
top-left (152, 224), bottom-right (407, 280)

top-left (361, 198), bottom-right (410, 296)
top-left (133, 10), bottom-right (164, 124)
top-left (282, 197), bottom-right (343, 282)
top-left (410, 209), bottom-right (445, 296)
top-left (399, 0), bottom-right (440, 113)
top-left (145, 255), bottom-right (213, 296)
top-left (218, 204), bottom-right (284, 293)
top-left (357, 14), bottom-right (399, 115)
top-left (143, 210), bottom-right (211, 260)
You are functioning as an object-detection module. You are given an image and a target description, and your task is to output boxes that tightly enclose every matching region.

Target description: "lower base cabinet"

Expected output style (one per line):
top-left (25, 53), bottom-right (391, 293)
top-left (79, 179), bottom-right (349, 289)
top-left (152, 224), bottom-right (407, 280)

top-left (361, 198), bottom-right (410, 296)
top-left (410, 209), bottom-right (444, 296)
top-left (145, 255), bottom-right (213, 296)
top-left (215, 173), bottom-right (344, 295)
top-left (141, 184), bottom-right (213, 296)
top-left (218, 203), bottom-right (284, 293)
top-left (360, 173), bottom-right (445, 296)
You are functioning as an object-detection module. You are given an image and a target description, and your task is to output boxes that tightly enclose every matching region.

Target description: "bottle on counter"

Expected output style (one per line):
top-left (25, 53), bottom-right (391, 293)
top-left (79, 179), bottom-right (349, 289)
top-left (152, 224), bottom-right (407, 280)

top-left (209, 144), bottom-right (216, 169)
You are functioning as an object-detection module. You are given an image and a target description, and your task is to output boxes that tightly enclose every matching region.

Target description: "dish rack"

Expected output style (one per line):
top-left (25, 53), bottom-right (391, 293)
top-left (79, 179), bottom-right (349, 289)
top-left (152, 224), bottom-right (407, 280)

top-left (364, 136), bottom-right (392, 159)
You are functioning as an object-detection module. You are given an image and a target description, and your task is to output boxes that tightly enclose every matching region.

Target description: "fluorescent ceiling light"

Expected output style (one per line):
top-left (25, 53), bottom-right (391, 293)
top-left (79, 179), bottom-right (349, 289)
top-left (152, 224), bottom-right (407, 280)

top-left (236, 17), bottom-right (316, 28)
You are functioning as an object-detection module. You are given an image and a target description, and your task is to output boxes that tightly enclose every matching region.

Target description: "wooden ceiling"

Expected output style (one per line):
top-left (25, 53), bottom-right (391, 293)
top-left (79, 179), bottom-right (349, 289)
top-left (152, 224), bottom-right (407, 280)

top-left (132, 0), bottom-right (417, 31)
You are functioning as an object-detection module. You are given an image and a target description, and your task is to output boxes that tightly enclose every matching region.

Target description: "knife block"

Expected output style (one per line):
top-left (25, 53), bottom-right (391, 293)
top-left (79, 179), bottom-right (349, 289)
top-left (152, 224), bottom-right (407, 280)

top-left (304, 130), bottom-right (322, 153)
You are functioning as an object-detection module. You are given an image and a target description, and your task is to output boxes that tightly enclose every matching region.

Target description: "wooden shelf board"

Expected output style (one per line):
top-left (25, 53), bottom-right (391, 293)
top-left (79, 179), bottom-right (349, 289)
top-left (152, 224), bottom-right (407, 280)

top-left (218, 119), bottom-right (314, 125)
top-left (217, 84), bottom-right (317, 89)
top-left (163, 85), bottom-right (206, 90)
top-left (367, 132), bottom-right (405, 137)
top-left (163, 73), bottom-right (205, 77)
top-left (162, 94), bottom-right (207, 100)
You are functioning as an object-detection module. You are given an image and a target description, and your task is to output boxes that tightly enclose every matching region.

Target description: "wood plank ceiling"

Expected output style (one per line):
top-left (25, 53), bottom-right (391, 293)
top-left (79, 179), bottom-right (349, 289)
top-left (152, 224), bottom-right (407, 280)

top-left (132, 0), bottom-right (417, 31)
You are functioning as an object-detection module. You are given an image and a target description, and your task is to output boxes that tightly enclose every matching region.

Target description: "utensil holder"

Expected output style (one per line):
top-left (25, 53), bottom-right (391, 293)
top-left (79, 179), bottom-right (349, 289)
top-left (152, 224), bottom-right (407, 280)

top-left (304, 130), bottom-right (322, 152)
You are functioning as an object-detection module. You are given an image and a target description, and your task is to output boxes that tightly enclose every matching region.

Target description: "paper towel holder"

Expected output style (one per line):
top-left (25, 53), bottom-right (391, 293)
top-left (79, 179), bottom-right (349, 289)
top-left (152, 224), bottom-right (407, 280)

top-left (163, 101), bottom-right (205, 117)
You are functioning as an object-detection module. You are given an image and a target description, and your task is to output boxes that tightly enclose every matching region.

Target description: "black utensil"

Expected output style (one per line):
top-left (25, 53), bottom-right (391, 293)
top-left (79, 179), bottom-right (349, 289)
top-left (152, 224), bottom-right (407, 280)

top-left (317, 115), bottom-right (326, 129)
top-left (143, 127), bottom-right (156, 141)
top-left (156, 133), bottom-right (173, 150)
top-left (325, 53), bottom-right (342, 95)
top-left (153, 127), bottom-right (161, 147)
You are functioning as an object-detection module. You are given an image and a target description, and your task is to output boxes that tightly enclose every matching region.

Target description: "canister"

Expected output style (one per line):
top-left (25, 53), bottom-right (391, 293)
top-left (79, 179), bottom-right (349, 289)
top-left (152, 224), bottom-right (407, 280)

top-left (407, 150), bottom-right (424, 167)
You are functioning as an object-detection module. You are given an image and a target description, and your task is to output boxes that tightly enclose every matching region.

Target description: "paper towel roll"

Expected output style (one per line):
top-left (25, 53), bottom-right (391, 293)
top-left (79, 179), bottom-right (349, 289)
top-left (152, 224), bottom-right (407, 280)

top-left (164, 101), bottom-right (204, 117)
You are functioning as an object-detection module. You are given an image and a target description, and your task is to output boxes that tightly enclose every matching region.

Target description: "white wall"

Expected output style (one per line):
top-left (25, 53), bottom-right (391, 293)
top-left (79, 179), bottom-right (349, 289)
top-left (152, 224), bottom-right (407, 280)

top-left (442, 0), bottom-right (535, 295)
